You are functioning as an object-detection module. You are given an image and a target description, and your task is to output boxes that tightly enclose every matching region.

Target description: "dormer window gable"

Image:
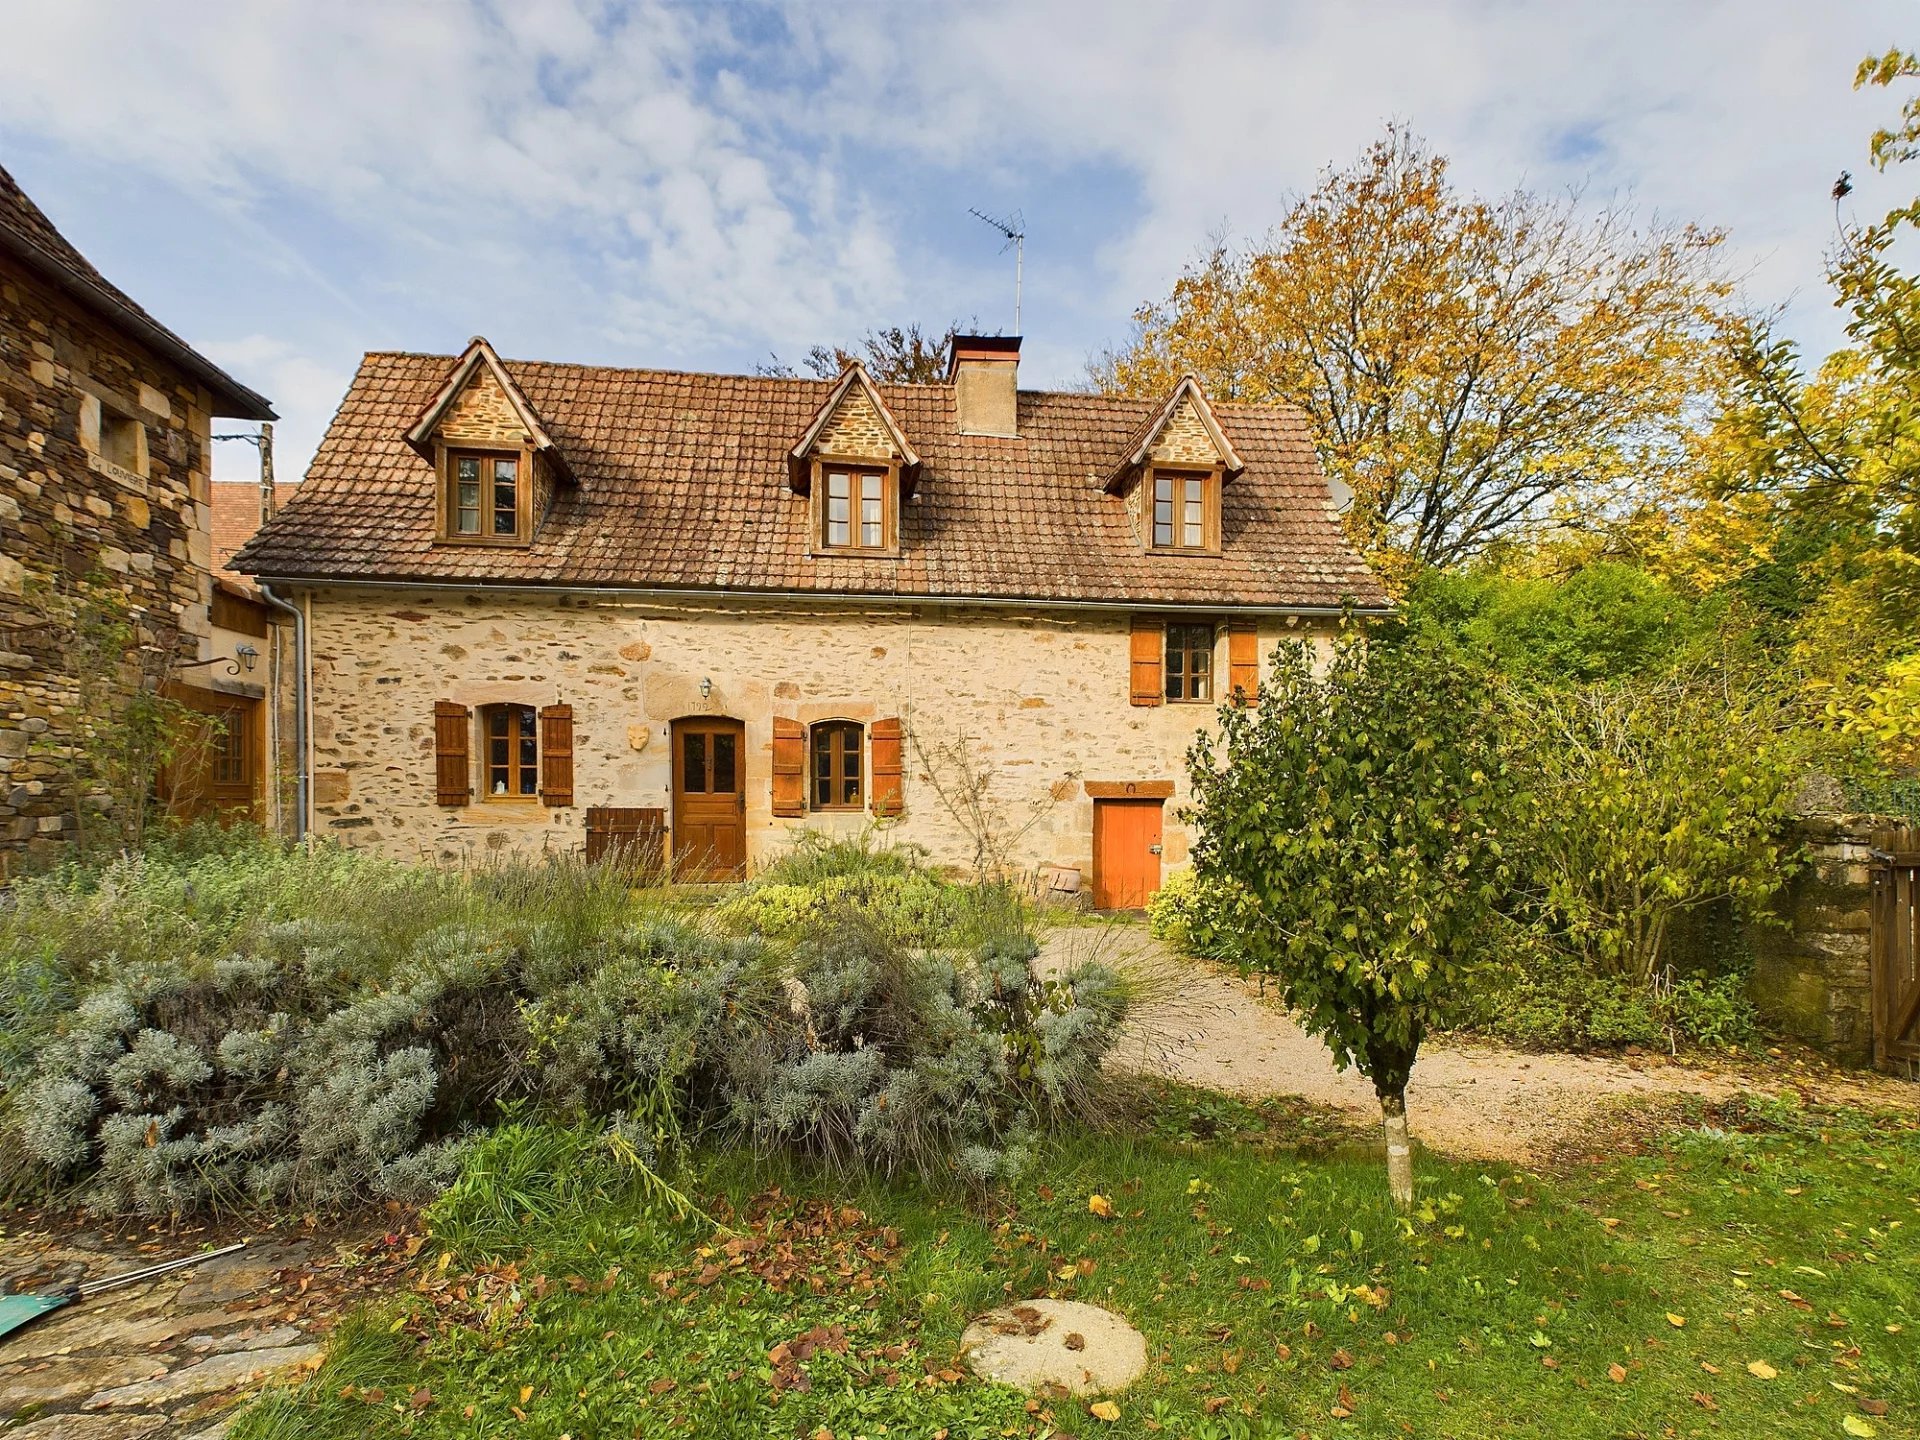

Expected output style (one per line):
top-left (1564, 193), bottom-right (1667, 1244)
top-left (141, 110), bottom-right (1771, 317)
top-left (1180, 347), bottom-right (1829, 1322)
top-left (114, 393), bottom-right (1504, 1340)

top-left (1104, 375), bottom-right (1244, 556)
top-left (407, 336), bottom-right (571, 547)
top-left (788, 362), bottom-right (920, 557)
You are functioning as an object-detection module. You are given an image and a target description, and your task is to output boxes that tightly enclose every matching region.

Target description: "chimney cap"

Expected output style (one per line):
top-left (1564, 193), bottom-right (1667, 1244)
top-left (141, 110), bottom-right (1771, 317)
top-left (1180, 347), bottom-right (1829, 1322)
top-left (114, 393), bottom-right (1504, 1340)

top-left (946, 333), bottom-right (1022, 379)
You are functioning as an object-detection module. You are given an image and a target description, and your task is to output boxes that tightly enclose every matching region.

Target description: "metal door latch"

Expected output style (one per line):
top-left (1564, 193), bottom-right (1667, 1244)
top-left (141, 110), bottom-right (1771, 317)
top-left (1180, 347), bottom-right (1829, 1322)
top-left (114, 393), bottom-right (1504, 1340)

top-left (1148, 844), bottom-right (1163, 855)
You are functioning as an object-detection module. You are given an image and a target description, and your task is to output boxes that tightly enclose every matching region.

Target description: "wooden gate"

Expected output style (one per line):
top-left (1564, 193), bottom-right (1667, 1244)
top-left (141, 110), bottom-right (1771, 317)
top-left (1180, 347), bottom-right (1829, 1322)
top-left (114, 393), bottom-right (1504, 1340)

top-left (1869, 825), bottom-right (1920, 1072)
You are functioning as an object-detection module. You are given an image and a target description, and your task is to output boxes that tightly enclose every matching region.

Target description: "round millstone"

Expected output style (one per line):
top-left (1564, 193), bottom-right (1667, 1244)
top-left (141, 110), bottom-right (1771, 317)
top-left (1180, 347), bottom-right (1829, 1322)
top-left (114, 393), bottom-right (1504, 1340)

top-left (960, 1299), bottom-right (1147, 1396)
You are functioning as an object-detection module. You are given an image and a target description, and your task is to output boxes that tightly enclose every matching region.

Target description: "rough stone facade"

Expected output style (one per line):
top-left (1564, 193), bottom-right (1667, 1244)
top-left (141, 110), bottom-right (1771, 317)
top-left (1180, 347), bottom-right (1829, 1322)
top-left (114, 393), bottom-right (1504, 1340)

top-left (0, 250), bottom-right (225, 860)
top-left (303, 584), bottom-right (1330, 875)
top-left (814, 387), bottom-right (903, 459)
top-left (1747, 814), bottom-right (1881, 1066)
top-left (1148, 396), bottom-right (1224, 467)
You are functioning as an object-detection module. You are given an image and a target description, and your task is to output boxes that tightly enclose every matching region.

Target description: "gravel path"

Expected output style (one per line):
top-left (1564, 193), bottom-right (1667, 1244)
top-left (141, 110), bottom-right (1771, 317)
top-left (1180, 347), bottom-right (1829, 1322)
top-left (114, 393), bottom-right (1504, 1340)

top-left (1039, 920), bottom-right (1916, 1165)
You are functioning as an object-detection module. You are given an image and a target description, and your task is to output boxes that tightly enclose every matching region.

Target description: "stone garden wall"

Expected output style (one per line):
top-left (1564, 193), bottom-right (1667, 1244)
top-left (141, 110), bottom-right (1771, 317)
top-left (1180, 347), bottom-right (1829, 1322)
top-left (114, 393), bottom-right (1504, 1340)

top-left (1747, 814), bottom-right (1883, 1067)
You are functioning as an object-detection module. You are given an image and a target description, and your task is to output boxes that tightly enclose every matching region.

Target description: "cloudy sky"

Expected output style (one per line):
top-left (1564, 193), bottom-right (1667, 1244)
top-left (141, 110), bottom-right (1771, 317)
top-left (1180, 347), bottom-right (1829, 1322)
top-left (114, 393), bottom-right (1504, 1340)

top-left (0, 0), bottom-right (1911, 484)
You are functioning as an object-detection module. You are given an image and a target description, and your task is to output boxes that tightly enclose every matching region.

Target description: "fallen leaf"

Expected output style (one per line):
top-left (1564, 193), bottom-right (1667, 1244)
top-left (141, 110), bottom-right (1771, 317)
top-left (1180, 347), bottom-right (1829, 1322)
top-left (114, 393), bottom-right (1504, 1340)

top-left (1691, 1391), bottom-right (1718, 1412)
top-left (1666, 1313), bottom-right (1686, 1328)
top-left (1064, 1333), bottom-right (1086, 1352)
top-left (1607, 1363), bottom-right (1628, 1383)
top-left (1088, 1195), bottom-right (1114, 1218)
top-left (1330, 1349), bottom-right (1354, 1371)
top-left (1842, 1418), bottom-right (1877, 1438)
top-left (1747, 1360), bottom-right (1778, 1380)
top-left (1089, 1399), bottom-right (1121, 1422)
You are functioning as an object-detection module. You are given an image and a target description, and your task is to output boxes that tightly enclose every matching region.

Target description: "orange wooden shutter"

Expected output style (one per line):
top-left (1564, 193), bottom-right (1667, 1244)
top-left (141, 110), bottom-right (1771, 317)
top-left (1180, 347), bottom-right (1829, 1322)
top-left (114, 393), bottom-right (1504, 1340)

top-left (870, 717), bottom-right (904, 817)
top-left (772, 716), bottom-right (806, 816)
top-left (1228, 622), bottom-right (1259, 704)
top-left (434, 701), bottom-right (471, 806)
top-left (1129, 616), bottom-right (1164, 706)
top-left (539, 704), bottom-right (574, 806)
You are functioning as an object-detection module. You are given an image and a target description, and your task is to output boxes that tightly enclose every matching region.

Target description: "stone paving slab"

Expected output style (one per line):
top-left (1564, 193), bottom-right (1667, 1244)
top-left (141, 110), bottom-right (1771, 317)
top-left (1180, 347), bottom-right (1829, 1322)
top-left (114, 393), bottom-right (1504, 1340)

top-left (0, 1232), bottom-right (333, 1436)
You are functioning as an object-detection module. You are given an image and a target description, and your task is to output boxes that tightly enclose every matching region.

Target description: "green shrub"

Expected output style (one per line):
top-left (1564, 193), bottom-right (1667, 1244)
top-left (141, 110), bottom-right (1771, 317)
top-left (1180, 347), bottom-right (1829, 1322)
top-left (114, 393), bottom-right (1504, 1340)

top-left (1146, 868), bottom-right (1256, 962)
top-left (0, 838), bottom-right (1126, 1215)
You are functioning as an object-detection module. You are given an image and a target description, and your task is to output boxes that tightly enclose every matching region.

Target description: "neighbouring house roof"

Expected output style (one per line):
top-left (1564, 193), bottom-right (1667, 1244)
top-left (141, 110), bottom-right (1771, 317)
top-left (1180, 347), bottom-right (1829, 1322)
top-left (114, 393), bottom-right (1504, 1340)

top-left (234, 349), bottom-right (1389, 612)
top-left (0, 163), bottom-right (276, 422)
top-left (211, 480), bottom-right (301, 585)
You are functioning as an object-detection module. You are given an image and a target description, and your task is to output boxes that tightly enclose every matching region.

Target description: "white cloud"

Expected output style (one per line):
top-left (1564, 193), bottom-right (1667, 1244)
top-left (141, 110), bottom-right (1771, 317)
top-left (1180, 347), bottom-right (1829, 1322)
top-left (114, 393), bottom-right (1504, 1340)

top-left (0, 0), bottom-right (1910, 480)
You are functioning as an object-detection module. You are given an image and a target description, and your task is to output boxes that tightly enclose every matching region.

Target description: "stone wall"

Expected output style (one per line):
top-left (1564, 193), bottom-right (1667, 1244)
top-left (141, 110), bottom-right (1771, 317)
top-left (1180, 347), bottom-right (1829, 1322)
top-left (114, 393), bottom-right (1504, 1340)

top-left (1148, 397), bottom-right (1223, 467)
top-left (1747, 814), bottom-right (1882, 1066)
top-left (0, 251), bottom-right (221, 861)
top-left (302, 584), bottom-right (1331, 875)
top-left (815, 387), bottom-right (901, 459)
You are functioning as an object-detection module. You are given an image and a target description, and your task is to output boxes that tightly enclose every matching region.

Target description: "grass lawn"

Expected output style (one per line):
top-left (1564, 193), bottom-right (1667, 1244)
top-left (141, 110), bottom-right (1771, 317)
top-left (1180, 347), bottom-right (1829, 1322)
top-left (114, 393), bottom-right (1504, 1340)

top-left (237, 1090), bottom-right (1918, 1440)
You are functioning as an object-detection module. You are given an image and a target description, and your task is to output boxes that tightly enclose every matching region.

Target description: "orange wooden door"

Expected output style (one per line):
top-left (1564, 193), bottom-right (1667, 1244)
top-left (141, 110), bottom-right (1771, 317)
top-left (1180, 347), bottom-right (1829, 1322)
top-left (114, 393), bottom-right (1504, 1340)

top-left (671, 718), bottom-right (745, 881)
top-left (1093, 799), bottom-right (1163, 910)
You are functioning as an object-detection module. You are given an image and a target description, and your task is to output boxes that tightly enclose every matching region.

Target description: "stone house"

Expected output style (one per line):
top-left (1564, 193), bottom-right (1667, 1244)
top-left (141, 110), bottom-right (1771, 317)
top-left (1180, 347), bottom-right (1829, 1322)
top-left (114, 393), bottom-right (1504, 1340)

top-left (235, 334), bottom-right (1387, 903)
top-left (0, 163), bottom-right (279, 862)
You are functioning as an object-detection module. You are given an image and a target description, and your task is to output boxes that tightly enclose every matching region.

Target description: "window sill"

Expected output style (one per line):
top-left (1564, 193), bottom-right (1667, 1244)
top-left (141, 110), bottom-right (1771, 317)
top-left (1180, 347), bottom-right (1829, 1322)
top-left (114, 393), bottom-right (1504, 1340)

top-left (435, 535), bottom-right (533, 548)
top-left (810, 804), bottom-right (865, 814)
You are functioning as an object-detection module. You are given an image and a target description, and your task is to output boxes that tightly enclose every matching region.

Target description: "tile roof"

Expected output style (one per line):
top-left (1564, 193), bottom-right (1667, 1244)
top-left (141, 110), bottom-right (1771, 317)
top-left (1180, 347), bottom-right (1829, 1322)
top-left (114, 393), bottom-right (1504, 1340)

top-left (234, 350), bottom-right (1389, 611)
top-left (211, 481), bottom-right (301, 584)
top-left (0, 163), bottom-right (275, 421)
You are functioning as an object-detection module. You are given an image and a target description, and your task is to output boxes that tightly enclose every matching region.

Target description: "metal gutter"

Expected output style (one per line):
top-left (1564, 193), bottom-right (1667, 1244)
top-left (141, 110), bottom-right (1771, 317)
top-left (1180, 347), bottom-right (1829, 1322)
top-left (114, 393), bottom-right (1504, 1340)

top-left (241, 574), bottom-right (1392, 619)
top-left (254, 581), bottom-right (309, 841)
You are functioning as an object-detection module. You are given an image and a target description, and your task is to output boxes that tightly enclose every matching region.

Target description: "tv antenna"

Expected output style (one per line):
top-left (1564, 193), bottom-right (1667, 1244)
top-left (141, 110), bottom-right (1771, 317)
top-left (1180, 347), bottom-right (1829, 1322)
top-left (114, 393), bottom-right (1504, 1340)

top-left (969, 207), bottom-right (1024, 334)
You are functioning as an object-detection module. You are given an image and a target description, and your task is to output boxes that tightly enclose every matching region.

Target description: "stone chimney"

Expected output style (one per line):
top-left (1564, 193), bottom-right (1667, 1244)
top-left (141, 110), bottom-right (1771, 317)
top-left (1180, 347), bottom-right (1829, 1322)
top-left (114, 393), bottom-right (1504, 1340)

top-left (947, 334), bottom-right (1021, 438)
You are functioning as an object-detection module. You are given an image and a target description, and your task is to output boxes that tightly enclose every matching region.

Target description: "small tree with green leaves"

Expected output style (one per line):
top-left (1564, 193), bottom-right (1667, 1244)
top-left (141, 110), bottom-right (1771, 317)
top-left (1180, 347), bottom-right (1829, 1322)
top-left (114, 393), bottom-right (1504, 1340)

top-left (1187, 629), bottom-right (1512, 1208)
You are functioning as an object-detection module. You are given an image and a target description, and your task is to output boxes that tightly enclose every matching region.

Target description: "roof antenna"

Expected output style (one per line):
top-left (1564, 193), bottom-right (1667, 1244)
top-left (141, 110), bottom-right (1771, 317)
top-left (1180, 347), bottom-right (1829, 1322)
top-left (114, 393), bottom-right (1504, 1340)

top-left (968, 207), bottom-right (1024, 335)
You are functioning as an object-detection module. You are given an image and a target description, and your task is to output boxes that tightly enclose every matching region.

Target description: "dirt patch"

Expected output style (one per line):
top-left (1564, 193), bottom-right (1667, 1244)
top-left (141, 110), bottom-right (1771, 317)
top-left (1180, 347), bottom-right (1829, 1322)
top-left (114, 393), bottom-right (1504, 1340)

top-left (1040, 920), bottom-right (1916, 1166)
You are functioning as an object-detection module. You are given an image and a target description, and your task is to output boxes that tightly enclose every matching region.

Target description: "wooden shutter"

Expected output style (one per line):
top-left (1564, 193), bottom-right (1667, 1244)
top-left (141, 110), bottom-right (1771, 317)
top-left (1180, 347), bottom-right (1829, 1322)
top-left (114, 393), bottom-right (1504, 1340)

top-left (433, 701), bottom-right (471, 806)
top-left (772, 716), bottom-right (806, 817)
top-left (1129, 616), bottom-right (1165, 706)
top-left (586, 806), bottom-right (665, 876)
top-left (1228, 622), bottom-right (1259, 705)
top-left (870, 717), bottom-right (904, 817)
top-left (539, 703), bottom-right (574, 806)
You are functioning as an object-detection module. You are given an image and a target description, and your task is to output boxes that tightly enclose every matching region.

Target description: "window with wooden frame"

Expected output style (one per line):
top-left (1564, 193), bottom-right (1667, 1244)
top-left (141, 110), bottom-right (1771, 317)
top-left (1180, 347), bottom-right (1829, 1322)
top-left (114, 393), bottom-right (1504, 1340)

top-left (810, 720), bottom-right (864, 810)
top-left (1164, 622), bottom-right (1215, 703)
top-left (480, 703), bottom-right (540, 799)
top-left (1148, 468), bottom-right (1219, 551)
top-left (443, 449), bottom-right (525, 542)
top-left (817, 465), bottom-right (894, 553)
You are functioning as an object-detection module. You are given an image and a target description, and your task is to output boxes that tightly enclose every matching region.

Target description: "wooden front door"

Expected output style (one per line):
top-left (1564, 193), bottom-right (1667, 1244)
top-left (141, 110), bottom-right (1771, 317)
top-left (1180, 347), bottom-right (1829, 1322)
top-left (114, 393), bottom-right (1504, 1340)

top-left (1092, 798), bottom-right (1163, 910)
top-left (671, 718), bottom-right (746, 881)
top-left (164, 692), bottom-right (262, 825)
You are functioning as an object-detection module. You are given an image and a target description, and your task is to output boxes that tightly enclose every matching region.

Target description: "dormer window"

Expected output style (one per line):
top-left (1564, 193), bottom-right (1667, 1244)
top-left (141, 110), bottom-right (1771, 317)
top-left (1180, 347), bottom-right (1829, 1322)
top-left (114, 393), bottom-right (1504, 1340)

top-left (822, 466), bottom-right (890, 551)
top-left (443, 449), bottom-right (523, 542)
top-left (1151, 469), bottom-right (1217, 551)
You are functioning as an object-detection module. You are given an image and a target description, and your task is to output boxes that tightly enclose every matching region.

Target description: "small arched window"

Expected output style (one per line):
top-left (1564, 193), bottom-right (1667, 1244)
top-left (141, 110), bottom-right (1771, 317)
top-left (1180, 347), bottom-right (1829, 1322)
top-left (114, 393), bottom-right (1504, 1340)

top-left (480, 703), bottom-right (539, 798)
top-left (810, 721), bottom-right (864, 811)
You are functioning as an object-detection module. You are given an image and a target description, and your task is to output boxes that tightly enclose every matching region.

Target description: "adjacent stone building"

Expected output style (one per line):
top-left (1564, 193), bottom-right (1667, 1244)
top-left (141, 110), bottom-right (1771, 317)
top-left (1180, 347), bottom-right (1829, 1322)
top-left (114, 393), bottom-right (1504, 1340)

top-left (0, 163), bottom-right (277, 863)
top-left (236, 334), bottom-right (1387, 902)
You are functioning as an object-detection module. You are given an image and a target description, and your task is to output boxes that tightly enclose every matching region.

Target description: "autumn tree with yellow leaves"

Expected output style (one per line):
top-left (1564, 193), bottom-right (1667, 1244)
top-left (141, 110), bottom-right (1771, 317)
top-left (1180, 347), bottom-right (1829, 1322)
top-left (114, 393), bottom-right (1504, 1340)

top-left (1092, 125), bottom-right (1738, 587)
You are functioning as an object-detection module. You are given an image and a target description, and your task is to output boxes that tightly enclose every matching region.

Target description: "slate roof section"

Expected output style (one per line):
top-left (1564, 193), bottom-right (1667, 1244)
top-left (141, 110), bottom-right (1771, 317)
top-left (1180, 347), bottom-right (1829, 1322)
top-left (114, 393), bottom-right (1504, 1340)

top-left (0, 163), bottom-right (275, 421)
top-left (234, 350), bottom-right (1389, 611)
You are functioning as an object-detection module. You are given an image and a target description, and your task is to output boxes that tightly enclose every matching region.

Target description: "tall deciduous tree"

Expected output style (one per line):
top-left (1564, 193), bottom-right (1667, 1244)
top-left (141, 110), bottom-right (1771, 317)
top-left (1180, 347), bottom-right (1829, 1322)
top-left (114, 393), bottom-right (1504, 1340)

top-left (758, 323), bottom-right (962, 384)
top-left (1671, 51), bottom-right (1920, 763)
top-left (1093, 127), bottom-right (1734, 585)
top-left (1186, 629), bottom-right (1512, 1209)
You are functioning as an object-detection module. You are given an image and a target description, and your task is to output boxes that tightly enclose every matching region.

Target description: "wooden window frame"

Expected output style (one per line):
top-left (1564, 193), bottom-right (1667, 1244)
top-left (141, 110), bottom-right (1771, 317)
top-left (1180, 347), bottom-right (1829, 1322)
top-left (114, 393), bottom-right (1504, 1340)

top-left (1164, 621), bottom-right (1216, 704)
top-left (439, 445), bottom-right (533, 545)
top-left (810, 457), bottom-right (900, 557)
top-left (1144, 465), bottom-right (1222, 553)
top-left (478, 702), bottom-right (541, 801)
top-left (809, 719), bottom-right (865, 811)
